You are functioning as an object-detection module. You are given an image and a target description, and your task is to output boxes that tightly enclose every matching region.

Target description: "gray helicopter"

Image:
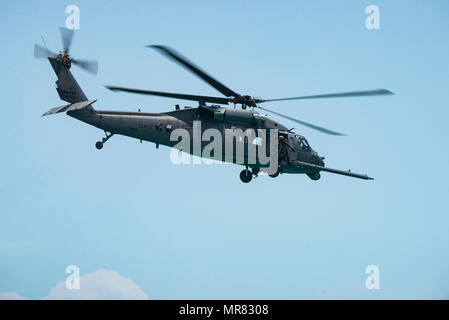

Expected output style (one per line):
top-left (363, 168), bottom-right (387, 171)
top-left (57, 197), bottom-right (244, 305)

top-left (35, 28), bottom-right (393, 183)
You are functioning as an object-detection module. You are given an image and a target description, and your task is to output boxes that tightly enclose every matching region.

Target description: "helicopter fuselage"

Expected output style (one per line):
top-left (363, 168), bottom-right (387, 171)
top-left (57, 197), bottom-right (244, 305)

top-left (67, 104), bottom-right (324, 178)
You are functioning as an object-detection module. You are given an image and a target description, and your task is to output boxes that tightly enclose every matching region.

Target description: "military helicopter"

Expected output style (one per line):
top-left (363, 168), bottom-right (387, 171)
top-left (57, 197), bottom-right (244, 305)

top-left (35, 28), bottom-right (393, 183)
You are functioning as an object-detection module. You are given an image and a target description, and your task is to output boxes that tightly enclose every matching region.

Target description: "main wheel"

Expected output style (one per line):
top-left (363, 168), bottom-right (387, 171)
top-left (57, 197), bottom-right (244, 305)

top-left (95, 141), bottom-right (103, 150)
top-left (240, 169), bottom-right (253, 183)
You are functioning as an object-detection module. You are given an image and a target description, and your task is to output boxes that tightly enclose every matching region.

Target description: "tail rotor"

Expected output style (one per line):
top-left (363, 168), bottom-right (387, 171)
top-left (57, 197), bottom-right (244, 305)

top-left (34, 27), bottom-right (98, 75)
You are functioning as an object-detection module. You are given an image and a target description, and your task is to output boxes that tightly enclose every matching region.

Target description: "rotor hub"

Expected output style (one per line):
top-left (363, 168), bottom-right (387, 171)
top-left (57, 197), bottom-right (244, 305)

top-left (231, 95), bottom-right (259, 108)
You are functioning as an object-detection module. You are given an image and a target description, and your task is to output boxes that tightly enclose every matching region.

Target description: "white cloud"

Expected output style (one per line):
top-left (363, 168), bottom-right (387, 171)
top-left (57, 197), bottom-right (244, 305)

top-left (0, 292), bottom-right (28, 300)
top-left (44, 269), bottom-right (148, 300)
top-left (0, 269), bottom-right (147, 300)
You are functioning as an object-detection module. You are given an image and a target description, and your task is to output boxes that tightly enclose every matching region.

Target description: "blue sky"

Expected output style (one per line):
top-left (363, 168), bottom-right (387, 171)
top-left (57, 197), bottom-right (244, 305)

top-left (1, 0), bottom-right (449, 299)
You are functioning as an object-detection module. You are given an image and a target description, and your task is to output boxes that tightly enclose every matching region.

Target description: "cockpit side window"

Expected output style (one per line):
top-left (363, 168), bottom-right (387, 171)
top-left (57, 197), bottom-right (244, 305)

top-left (299, 138), bottom-right (311, 151)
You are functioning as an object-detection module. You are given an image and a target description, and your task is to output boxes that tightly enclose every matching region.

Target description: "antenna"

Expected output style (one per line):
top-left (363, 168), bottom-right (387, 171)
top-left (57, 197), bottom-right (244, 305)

top-left (41, 35), bottom-right (49, 52)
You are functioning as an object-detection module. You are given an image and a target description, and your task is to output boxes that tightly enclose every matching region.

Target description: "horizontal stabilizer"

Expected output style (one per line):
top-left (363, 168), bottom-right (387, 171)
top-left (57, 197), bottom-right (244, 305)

top-left (42, 99), bottom-right (97, 116)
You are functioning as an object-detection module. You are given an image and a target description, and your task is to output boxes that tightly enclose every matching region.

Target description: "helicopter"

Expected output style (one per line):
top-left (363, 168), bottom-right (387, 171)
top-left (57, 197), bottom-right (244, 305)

top-left (35, 28), bottom-right (393, 183)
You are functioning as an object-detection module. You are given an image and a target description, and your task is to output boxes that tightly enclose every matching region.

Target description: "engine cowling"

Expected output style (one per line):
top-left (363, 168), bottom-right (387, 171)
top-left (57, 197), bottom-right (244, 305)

top-left (224, 109), bottom-right (255, 123)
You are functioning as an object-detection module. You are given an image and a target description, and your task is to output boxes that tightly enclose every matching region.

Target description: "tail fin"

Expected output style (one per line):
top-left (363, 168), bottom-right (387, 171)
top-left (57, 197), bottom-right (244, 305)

top-left (48, 57), bottom-right (87, 103)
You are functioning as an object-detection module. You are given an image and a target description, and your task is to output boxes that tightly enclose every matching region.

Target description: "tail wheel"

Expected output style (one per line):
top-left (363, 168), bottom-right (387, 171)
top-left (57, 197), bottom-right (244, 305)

top-left (95, 141), bottom-right (103, 150)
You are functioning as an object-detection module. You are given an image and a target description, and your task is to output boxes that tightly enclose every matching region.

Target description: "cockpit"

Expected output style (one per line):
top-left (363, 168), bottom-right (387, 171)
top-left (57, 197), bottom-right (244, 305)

top-left (289, 134), bottom-right (317, 155)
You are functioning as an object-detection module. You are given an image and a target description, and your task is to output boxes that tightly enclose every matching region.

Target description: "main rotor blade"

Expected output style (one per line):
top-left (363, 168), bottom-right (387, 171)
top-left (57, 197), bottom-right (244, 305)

top-left (105, 86), bottom-right (231, 105)
top-left (258, 106), bottom-right (345, 136)
top-left (148, 45), bottom-right (240, 98)
top-left (34, 44), bottom-right (57, 58)
top-left (60, 27), bottom-right (74, 53)
top-left (259, 89), bottom-right (394, 103)
top-left (72, 59), bottom-right (99, 75)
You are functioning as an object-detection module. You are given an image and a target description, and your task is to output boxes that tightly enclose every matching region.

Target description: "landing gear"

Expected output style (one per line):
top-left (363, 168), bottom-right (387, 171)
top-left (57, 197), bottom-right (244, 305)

top-left (251, 167), bottom-right (260, 176)
top-left (307, 172), bottom-right (321, 181)
top-left (240, 169), bottom-right (253, 183)
top-left (95, 131), bottom-right (113, 150)
top-left (239, 167), bottom-right (261, 183)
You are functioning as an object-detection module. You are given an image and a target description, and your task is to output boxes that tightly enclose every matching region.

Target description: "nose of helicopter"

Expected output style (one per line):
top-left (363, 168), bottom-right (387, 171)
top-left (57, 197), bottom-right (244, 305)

top-left (317, 155), bottom-right (325, 167)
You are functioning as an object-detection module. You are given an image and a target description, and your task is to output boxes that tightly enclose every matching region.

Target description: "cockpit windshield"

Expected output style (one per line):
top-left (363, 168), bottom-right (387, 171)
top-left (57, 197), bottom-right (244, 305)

top-left (296, 136), bottom-right (318, 155)
top-left (286, 134), bottom-right (318, 155)
top-left (299, 138), bottom-right (310, 150)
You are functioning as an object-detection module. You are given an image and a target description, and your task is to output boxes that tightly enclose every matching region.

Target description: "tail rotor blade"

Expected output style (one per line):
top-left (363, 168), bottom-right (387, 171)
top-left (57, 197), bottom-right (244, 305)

top-left (258, 106), bottom-right (345, 136)
top-left (60, 27), bottom-right (74, 53)
top-left (34, 44), bottom-right (57, 59)
top-left (72, 59), bottom-right (98, 75)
